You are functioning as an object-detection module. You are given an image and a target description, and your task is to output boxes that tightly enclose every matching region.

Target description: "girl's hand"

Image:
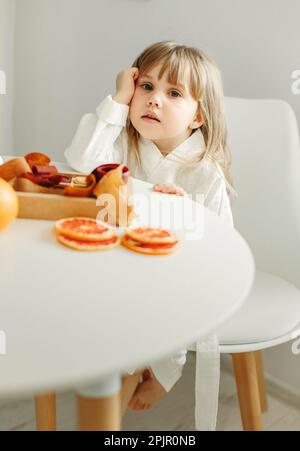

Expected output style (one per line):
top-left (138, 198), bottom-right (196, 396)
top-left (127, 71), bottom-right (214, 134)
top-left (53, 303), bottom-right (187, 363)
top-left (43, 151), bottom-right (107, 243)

top-left (113, 67), bottom-right (139, 105)
top-left (153, 184), bottom-right (187, 197)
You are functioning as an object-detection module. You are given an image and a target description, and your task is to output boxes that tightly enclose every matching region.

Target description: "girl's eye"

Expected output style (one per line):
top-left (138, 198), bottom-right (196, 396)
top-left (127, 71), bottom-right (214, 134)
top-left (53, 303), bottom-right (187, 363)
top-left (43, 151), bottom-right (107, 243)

top-left (170, 90), bottom-right (181, 98)
top-left (141, 83), bottom-right (152, 91)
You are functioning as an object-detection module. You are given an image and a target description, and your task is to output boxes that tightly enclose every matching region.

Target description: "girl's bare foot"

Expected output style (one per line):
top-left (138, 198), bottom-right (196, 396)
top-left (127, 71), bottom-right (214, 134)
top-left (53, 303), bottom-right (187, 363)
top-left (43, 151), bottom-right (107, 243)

top-left (128, 368), bottom-right (167, 411)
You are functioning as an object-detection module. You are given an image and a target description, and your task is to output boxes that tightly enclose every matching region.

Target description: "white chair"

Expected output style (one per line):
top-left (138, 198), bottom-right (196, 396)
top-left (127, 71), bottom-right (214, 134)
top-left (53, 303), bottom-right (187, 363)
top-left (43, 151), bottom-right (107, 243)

top-left (189, 97), bottom-right (300, 431)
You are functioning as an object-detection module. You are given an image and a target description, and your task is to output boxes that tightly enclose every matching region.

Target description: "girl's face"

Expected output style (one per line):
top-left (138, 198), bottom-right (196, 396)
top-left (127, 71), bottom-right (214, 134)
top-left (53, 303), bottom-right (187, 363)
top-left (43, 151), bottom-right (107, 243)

top-left (129, 63), bottom-right (203, 154)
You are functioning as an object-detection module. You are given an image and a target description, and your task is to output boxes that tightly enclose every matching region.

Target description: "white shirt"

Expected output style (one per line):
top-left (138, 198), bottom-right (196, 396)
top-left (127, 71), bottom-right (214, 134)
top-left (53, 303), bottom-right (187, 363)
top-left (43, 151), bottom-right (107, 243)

top-left (64, 95), bottom-right (233, 228)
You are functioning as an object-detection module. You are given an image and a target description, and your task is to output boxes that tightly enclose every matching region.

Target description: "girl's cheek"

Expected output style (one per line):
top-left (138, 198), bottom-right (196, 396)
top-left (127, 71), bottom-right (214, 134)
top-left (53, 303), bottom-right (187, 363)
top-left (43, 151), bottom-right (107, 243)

top-left (129, 97), bottom-right (137, 115)
top-left (129, 101), bottom-right (139, 124)
top-left (130, 91), bottom-right (140, 108)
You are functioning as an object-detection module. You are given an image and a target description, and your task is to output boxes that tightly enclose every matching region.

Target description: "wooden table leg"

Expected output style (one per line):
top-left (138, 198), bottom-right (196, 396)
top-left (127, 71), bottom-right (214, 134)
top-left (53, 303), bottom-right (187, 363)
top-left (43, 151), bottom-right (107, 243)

top-left (35, 392), bottom-right (56, 431)
top-left (76, 374), bottom-right (121, 431)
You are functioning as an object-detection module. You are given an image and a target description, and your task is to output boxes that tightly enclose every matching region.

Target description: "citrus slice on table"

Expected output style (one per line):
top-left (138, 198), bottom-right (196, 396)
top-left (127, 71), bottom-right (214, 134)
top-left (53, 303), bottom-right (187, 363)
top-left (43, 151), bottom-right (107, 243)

top-left (56, 232), bottom-right (121, 252)
top-left (54, 217), bottom-right (115, 242)
top-left (121, 227), bottom-right (180, 255)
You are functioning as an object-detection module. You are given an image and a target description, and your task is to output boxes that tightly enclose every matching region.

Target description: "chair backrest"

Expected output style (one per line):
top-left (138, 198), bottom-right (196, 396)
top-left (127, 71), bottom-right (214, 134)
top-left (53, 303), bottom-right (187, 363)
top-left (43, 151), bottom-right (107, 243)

top-left (225, 97), bottom-right (300, 288)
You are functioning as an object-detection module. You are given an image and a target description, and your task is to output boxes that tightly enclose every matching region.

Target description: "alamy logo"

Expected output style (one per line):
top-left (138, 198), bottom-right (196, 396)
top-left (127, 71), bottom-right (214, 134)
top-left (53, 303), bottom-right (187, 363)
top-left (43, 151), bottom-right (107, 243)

top-left (0, 330), bottom-right (6, 355)
top-left (291, 70), bottom-right (300, 95)
top-left (0, 70), bottom-right (6, 95)
top-left (292, 336), bottom-right (300, 355)
top-left (95, 189), bottom-right (205, 241)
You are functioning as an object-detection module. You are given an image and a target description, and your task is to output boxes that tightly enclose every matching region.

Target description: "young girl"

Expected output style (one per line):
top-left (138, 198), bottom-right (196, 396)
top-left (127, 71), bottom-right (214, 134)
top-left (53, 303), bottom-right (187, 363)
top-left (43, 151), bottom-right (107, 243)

top-left (65, 41), bottom-right (234, 417)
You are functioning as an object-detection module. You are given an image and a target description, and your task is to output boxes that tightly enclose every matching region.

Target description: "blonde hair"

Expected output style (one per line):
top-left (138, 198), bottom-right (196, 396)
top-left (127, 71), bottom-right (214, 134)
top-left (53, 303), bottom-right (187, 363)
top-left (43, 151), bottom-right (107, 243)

top-left (127, 40), bottom-right (235, 195)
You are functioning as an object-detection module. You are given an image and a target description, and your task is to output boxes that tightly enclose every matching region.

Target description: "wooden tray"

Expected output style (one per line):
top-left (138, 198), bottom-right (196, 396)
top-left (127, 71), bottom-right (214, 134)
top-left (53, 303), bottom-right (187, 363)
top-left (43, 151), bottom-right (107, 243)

top-left (13, 177), bottom-right (99, 221)
top-left (16, 191), bottom-right (100, 221)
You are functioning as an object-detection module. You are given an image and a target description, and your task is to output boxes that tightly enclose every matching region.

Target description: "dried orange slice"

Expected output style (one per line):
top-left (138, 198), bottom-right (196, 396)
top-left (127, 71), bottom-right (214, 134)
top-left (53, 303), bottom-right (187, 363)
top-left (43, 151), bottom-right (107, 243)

top-left (24, 152), bottom-right (51, 169)
top-left (54, 217), bottom-right (115, 242)
top-left (121, 227), bottom-right (180, 255)
top-left (125, 227), bottom-right (177, 244)
top-left (56, 233), bottom-right (121, 252)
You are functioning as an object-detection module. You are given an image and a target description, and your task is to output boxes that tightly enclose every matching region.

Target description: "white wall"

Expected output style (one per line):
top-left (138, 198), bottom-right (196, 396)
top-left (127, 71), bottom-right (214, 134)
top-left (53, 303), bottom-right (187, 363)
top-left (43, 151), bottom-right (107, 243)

top-left (11, 0), bottom-right (300, 398)
top-left (0, 0), bottom-right (15, 155)
top-left (14, 0), bottom-right (300, 160)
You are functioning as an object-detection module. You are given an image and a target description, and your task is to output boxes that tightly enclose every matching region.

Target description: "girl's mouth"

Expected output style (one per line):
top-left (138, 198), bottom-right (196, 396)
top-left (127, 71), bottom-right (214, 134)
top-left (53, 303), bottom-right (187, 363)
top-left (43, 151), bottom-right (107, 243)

top-left (141, 116), bottom-right (161, 123)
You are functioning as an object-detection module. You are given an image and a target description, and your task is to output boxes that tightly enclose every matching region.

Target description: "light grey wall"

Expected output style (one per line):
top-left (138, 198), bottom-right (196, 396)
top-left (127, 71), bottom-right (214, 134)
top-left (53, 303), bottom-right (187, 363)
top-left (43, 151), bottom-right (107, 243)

top-left (14, 0), bottom-right (300, 160)
top-left (0, 0), bottom-right (15, 155)
top-left (12, 0), bottom-right (300, 397)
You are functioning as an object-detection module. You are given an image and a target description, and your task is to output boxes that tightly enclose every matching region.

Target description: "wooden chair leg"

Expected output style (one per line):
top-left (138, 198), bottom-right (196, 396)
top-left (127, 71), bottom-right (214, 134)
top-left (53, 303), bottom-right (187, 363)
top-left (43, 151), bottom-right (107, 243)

top-left (77, 392), bottom-right (121, 431)
top-left (254, 351), bottom-right (268, 412)
top-left (231, 352), bottom-right (263, 431)
top-left (35, 392), bottom-right (56, 431)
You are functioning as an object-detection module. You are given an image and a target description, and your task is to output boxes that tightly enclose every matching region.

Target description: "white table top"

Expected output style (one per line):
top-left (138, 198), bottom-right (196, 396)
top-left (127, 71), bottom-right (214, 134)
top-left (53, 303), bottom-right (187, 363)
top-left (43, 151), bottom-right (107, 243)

top-left (0, 166), bottom-right (254, 397)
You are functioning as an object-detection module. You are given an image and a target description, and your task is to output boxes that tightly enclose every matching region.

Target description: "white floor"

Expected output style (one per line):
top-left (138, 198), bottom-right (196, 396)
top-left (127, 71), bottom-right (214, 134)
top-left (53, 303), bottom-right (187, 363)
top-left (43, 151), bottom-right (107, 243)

top-left (0, 353), bottom-right (299, 431)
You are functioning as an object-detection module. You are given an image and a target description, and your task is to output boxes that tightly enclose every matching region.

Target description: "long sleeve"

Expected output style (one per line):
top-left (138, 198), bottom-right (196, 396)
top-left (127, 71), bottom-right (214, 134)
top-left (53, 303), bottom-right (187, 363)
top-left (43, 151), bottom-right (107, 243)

top-left (64, 95), bottom-right (129, 173)
top-left (204, 176), bottom-right (234, 228)
top-left (201, 162), bottom-right (234, 228)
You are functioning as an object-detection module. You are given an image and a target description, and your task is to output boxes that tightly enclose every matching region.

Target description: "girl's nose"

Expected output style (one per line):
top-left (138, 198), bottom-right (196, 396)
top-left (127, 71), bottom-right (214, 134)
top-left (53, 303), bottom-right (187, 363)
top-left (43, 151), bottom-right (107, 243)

top-left (147, 96), bottom-right (162, 108)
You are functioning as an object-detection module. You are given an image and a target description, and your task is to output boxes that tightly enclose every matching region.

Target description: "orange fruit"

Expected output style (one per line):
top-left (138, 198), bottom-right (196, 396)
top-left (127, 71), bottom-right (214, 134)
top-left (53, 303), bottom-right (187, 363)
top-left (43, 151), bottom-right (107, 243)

top-left (0, 178), bottom-right (19, 230)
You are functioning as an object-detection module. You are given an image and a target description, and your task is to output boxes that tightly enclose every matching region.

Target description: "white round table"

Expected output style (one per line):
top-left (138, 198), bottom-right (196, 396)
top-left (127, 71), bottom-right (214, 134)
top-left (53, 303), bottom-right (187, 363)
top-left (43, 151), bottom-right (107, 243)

top-left (0, 176), bottom-right (254, 429)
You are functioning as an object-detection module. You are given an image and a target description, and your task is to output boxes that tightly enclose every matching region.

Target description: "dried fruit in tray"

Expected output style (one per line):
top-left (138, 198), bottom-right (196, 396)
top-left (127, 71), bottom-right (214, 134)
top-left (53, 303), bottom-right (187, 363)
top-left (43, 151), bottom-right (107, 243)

top-left (24, 152), bottom-right (51, 169)
top-left (63, 174), bottom-right (97, 197)
top-left (0, 157), bottom-right (31, 182)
